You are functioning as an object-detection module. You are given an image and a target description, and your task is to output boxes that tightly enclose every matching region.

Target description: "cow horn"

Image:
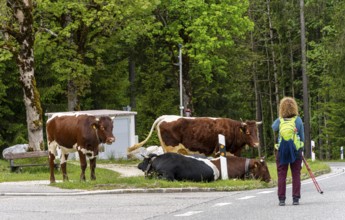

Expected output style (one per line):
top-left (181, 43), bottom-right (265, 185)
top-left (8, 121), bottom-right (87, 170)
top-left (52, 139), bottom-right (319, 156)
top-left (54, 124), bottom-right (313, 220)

top-left (241, 122), bottom-right (247, 126)
top-left (141, 154), bottom-right (148, 159)
top-left (256, 121), bottom-right (262, 125)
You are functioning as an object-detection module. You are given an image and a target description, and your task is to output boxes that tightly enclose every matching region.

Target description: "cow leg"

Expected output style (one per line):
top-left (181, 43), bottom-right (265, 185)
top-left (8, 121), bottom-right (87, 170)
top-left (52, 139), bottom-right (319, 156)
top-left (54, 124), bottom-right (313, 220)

top-left (90, 157), bottom-right (96, 180)
top-left (61, 154), bottom-right (69, 181)
top-left (78, 150), bottom-right (87, 181)
top-left (49, 152), bottom-right (56, 184)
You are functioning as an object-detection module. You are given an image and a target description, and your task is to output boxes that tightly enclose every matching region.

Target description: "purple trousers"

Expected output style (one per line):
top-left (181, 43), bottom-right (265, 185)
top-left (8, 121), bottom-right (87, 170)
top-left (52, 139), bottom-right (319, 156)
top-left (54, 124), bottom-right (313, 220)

top-left (275, 151), bottom-right (302, 200)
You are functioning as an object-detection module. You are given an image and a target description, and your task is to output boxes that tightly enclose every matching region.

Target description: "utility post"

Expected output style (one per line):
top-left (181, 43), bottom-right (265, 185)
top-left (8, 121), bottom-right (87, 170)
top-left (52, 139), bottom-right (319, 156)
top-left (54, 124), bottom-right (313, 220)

top-left (300, 0), bottom-right (311, 158)
top-left (178, 44), bottom-right (184, 116)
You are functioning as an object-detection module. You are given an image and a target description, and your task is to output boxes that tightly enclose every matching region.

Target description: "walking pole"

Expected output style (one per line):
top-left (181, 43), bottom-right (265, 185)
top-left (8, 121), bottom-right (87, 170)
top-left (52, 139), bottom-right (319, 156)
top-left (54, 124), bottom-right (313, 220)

top-left (302, 156), bottom-right (324, 194)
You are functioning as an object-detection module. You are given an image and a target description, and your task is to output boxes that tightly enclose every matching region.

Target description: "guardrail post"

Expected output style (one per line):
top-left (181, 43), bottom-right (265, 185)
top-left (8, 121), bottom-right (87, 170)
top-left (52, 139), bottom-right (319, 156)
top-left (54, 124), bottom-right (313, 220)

top-left (341, 146), bottom-right (343, 160)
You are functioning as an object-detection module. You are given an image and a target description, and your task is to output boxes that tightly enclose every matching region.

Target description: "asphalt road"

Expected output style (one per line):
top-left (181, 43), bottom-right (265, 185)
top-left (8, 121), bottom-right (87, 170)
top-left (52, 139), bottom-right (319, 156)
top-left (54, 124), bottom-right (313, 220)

top-left (0, 162), bottom-right (344, 220)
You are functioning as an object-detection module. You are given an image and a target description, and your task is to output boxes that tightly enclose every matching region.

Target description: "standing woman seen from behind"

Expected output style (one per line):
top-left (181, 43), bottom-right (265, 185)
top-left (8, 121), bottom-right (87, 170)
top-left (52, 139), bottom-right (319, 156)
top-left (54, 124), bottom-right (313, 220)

top-left (272, 97), bottom-right (304, 206)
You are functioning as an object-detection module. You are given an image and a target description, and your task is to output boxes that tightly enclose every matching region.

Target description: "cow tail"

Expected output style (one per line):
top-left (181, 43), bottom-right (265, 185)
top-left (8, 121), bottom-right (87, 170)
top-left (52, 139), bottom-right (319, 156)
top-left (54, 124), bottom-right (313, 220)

top-left (127, 116), bottom-right (167, 153)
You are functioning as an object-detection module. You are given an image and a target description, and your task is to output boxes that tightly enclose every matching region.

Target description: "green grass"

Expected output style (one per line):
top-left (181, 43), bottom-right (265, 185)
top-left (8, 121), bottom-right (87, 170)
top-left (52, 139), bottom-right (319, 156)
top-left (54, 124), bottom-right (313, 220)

top-left (0, 158), bottom-right (331, 191)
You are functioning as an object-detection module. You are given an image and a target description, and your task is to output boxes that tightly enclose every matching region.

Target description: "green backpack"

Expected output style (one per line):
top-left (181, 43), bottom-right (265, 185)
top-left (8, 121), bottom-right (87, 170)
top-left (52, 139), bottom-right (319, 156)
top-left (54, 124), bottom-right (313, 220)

top-left (275, 116), bottom-right (304, 150)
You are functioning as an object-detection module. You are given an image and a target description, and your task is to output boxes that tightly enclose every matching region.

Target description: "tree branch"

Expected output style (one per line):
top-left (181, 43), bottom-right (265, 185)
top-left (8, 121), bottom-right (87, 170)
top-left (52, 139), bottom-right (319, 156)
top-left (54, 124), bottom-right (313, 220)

top-left (39, 27), bottom-right (58, 37)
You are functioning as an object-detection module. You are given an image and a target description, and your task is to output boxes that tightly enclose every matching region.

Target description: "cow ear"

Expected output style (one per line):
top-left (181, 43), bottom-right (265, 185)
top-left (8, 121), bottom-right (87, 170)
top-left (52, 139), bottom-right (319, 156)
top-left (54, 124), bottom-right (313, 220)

top-left (240, 123), bottom-right (250, 134)
top-left (240, 122), bottom-right (246, 133)
top-left (240, 127), bottom-right (245, 133)
top-left (92, 121), bottom-right (100, 129)
top-left (254, 161), bottom-right (259, 168)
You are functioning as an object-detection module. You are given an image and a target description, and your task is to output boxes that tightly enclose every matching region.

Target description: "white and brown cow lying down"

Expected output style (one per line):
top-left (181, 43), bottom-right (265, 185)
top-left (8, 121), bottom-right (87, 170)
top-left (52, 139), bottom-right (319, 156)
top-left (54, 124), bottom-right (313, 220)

top-left (46, 113), bottom-right (115, 183)
top-left (138, 153), bottom-right (271, 183)
top-left (128, 115), bottom-right (262, 157)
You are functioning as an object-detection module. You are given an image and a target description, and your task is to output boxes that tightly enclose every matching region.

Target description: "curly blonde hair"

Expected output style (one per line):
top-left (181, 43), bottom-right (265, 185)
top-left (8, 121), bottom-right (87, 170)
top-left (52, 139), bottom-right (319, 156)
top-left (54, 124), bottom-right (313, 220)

top-left (279, 97), bottom-right (299, 118)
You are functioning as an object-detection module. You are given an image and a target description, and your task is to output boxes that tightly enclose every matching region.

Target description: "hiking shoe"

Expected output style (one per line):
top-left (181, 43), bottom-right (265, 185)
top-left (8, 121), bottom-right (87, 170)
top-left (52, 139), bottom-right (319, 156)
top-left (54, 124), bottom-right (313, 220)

top-left (279, 200), bottom-right (285, 206)
top-left (293, 198), bottom-right (299, 205)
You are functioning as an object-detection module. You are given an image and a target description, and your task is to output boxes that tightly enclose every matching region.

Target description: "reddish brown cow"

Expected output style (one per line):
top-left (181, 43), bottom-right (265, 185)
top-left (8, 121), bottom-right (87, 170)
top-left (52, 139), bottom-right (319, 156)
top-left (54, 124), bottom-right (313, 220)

top-left (210, 155), bottom-right (271, 182)
top-left (128, 115), bottom-right (261, 157)
top-left (46, 114), bottom-right (115, 183)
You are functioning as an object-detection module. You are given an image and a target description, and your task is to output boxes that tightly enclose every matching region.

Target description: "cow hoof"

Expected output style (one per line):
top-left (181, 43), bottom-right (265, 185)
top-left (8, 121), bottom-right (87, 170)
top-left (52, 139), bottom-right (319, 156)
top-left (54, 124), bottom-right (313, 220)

top-left (80, 175), bottom-right (86, 182)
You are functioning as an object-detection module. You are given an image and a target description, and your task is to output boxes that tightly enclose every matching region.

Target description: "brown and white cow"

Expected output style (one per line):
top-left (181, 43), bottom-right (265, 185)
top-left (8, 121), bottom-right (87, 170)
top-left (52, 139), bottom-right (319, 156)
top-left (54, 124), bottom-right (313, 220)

top-left (128, 115), bottom-right (261, 157)
top-left (46, 114), bottom-right (115, 183)
top-left (210, 155), bottom-right (271, 182)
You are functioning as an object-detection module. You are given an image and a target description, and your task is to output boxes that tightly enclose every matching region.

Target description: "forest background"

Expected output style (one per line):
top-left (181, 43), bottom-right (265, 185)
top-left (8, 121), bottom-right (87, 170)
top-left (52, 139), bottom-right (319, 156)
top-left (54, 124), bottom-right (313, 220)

top-left (0, 0), bottom-right (344, 160)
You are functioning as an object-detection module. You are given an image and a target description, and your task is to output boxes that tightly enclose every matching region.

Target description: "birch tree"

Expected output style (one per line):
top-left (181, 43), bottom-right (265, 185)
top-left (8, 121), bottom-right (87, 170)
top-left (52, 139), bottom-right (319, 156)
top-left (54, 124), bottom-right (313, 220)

top-left (1, 0), bottom-right (43, 151)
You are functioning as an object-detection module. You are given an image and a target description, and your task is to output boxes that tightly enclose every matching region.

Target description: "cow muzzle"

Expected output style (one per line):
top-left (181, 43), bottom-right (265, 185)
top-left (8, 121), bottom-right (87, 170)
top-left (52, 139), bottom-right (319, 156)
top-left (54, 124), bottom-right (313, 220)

top-left (106, 137), bottom-right (115, 144)
top-left (253, 142), bottom-right (260, 148)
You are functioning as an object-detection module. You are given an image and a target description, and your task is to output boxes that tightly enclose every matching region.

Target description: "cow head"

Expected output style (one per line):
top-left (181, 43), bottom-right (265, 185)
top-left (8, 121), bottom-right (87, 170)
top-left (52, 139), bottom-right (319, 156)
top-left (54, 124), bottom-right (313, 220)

top-left (240, 121), bottom-right (261, 148)
top-left (251, 157), bottom-right (271, 183)
top-left (138, 154), bottom-right (158, 178)
top-left (93, 116), bottom-right (115, 144)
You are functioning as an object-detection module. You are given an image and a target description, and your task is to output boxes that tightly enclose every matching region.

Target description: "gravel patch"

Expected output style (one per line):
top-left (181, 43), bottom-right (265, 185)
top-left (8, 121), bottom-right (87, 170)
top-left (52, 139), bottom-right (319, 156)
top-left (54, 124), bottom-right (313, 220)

top-left (97, 164), bottom-right (144, 177)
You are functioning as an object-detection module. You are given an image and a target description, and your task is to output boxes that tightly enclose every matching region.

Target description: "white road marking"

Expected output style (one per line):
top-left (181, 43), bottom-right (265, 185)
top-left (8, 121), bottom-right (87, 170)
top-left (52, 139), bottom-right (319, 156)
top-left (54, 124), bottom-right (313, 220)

top-left (175, 211), bottom-right (203, 217)
top-left (212, 202), bottom-right (232, 207)
top-left (257, 190), bottom-right (274, 194)
top-left (174, 190), bottom-right (277, 217)
top-left (237, 196), bottom-right (256, 200)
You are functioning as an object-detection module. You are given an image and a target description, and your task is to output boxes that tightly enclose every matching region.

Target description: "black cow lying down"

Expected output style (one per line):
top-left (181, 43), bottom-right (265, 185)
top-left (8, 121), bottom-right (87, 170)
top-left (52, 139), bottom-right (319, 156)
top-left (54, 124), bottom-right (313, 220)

top-left (138, 153), bottom-right (271, 182)
top-left (138, 153), bottom-right (219, 182)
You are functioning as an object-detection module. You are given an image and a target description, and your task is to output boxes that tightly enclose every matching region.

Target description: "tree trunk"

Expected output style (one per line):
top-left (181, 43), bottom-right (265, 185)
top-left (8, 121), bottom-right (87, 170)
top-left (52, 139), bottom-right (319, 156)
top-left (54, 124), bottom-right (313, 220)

top-left (129, 56), bottom-right (136, 110)
top-left (68, 80), bottom-right (79, 111)
top-left (10, 0), bottom-right (44, 151)
top-left (249, 28), bottom-right (264, 157)
top-left (253, 68), bottom-right (263, 157)
top-left (266, 0), bottom-right (280, 115)
top-left (181, 52), bottom-right (192, 115)
top-left (317, 95), bottom-right (323, 160)
top-left (263, 17), bottom-right (277, 150)
top-left (289, 40), bottom-right (295, 97)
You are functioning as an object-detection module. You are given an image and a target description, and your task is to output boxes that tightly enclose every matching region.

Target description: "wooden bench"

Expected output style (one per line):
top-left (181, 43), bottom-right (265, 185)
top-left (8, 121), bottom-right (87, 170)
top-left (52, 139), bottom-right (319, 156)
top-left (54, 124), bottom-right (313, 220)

top-left (3, 151), bottom-right (58, 172)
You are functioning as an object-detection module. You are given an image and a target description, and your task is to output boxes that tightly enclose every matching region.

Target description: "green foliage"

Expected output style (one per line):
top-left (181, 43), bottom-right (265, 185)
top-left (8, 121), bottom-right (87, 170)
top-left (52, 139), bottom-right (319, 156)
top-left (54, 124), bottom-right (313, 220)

top-left (307, 1), bottom-right (345, 158)
top-left (35, 0), bottom-right (159, 112)
top-left (0, 56), bottom-right (28, 152)
top-left (0, 0), bottom-right (345, 160)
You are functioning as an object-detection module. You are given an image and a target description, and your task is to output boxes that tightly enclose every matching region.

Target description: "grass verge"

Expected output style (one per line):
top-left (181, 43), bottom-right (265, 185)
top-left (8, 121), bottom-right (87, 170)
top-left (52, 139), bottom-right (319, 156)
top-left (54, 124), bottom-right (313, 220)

top-left (0, 158), bottom-right (331, 191)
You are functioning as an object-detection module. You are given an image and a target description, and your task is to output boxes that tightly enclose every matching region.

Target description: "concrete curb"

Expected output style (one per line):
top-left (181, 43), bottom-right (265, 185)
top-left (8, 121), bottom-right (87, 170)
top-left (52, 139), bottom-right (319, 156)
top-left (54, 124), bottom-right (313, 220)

top-left (0, 187), bottom-right (217, 196)
top-left (0, 164), bottom-right (341, 197)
